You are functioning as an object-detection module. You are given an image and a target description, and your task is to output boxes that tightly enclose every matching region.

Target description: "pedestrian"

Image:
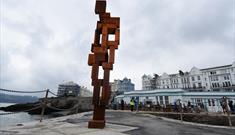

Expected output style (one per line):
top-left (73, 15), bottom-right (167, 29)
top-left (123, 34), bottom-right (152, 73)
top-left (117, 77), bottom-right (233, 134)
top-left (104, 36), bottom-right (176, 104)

top-left (121, 99), bottom-right (124, 110)
top-left (130, 98), bottom-right (135, 112)
top-left (187, 101), bottom-right (192, 113)
top-left (174, 101), bottom-right (177, 112)
top-left (176, 99), bottom-right (181, 112)
top-left (135, 97), bottom-right (139, 112)
top-left (221, 97), bottom-right (227, 114)
top-left (183, 103), bottom-right (187, 113)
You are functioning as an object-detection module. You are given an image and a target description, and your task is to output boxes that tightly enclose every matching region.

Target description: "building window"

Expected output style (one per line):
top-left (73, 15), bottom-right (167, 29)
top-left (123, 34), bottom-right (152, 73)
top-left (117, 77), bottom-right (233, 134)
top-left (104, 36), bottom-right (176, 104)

top-left (212, 83), bottom-right (215, 87)
top-left (212, 83), bottom-right (220, 88)
top-left (211, 76), bottom-right (219, 81)
top-left (210, 71), bottom-right (216, 75)
top-left (156, 96), bottom-right (158, 103)
top-left (208, 99), bottom-right (211, 106)
top-left (224, 81), bottom-right (231, 87)
top-left (165, 96), bottom-right (169, 105)
top-left (197, 76), bottom-right (201, 80)
top-left (198, 83), bottom-right (202, 88)
top-left (193, 83), bottom-right (196, 89)
top-left (192, 77), bottom-right (195, 81)
top-left (160, 96), bottom-right (164, 105)
top-left (224, 75), bottom-right (229, 80)
top-left (212, 99), bottom-right (215, 106)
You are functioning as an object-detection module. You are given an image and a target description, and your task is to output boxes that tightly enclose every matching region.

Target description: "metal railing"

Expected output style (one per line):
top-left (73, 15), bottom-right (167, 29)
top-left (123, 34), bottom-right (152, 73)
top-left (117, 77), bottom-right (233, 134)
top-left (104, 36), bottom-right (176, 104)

top-left (114, 97), bottom-right (235, 127)
top-left (0, 88), bottom-right (80, 122)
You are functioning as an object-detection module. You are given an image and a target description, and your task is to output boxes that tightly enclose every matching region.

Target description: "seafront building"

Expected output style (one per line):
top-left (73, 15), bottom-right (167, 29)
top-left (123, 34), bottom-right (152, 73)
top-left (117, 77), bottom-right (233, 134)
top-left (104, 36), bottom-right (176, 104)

top-left (57, 81), bottom-right (80, 97)
top-left (110, 77), bottom-right (135, 94)
top-left (116, 62), bottom-right (235, 113)
top-left (115, 89), bottom-right (235, 112)
top-left (142, 62), bottom-right (235, 92)
top-left (80, 86), bottom-right (92, 97)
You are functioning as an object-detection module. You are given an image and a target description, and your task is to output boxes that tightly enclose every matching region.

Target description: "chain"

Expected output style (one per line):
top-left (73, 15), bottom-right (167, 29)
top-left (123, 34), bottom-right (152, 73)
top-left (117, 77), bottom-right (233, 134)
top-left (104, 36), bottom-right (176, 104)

top-left (48, 91), bottom-right (57, 96)
top-left (46, 104), bottom-right (78, 111)
top-left (0, 88), bottom-right (47, 93)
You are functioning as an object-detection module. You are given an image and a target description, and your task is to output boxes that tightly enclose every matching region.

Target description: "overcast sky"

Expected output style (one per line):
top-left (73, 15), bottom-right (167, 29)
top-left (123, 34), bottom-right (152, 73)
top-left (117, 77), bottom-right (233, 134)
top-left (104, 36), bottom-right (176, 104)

top-left (0, 0), bottom-right (234, 95)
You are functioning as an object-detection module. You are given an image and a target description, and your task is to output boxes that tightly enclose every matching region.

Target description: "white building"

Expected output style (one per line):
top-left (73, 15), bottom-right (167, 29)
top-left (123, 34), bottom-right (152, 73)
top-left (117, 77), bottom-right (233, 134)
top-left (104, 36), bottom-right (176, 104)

top-left (80, 86), bottom-right (92, 97)
top-left (57, 81), bottom-right (80, 97)
top-left (142, 74), bottom-right (158, 90)
top-left (110, 77), bottom-right (135, 94)
top-left (142, 62), bottom-right (235, 92)
top-left (142, 75), bottom-right (154, 90)
top-left (115, 89), bottom-right (235, 113)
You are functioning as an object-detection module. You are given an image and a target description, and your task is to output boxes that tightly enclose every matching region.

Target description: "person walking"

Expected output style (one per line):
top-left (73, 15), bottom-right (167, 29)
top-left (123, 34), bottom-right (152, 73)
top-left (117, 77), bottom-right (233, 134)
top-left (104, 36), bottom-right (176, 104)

top-left (121, 99), bottom-right (124, 110)
top-left (135, 97), bottom-right (139, 112)
top-left (174, 101), bottom-right (177, 112)
top-left (130, 98), bottom-right (135, 112)
top-left (221, 97), bottom-right (227, 114)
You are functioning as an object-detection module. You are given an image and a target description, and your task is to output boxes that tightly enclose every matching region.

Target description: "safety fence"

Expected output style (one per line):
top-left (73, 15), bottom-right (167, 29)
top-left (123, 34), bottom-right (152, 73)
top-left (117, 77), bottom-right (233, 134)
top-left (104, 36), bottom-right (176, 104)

top-left (0, 88), bottom-right (80, 122)
top-left (114, 97), bottom-right (235, 127)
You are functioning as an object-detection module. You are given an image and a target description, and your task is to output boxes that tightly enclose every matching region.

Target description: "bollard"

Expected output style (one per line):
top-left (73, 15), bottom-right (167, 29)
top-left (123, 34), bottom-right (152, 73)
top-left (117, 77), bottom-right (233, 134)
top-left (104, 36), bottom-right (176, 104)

top-left (75, 103), bottom-right (79, 114)
top-left (178, 99), bottom-right (183, 122)
top-left (180, 106), bottom-right (183, 122)
top-left (40, 89), bottom-right (49, 122)
top-left (227, 111), bottom-right (232, 127)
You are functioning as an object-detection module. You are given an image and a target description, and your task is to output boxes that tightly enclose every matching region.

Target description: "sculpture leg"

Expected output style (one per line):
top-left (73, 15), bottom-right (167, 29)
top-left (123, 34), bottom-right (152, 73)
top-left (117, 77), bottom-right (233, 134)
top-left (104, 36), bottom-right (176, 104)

top-left (88, 105), bottom-right (106, 128)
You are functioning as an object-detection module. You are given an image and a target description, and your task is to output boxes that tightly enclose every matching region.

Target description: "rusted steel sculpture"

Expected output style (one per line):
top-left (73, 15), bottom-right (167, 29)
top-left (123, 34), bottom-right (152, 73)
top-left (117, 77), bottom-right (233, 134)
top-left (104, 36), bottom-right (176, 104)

top-left (88, 0), bottom-right (120, 129)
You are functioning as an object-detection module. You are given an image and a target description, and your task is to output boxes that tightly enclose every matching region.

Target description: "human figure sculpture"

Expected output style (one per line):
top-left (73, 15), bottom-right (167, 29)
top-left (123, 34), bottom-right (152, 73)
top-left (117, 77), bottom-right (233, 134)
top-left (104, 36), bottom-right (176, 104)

top-left (88, 0), bottom-right (120, 129)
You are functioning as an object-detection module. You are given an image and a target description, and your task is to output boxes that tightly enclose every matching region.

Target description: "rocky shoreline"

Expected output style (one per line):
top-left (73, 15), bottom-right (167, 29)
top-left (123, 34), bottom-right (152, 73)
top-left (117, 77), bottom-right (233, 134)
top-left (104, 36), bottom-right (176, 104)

top-left (0, 97), bottom-right (93, 115)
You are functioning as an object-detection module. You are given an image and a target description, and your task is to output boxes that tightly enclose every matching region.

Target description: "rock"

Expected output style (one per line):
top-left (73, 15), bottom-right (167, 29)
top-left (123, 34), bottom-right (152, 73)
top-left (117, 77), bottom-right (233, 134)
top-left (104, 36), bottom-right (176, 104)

top-left (16, 124), bottom-right (23, 126)
top-left (0, 97), bottom-right (93, 115)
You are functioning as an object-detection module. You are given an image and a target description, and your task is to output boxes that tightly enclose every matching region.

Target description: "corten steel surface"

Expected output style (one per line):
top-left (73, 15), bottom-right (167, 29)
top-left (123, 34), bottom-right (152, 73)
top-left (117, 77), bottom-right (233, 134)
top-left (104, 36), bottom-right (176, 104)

top-left (88, 0), bottom-right (120, 129)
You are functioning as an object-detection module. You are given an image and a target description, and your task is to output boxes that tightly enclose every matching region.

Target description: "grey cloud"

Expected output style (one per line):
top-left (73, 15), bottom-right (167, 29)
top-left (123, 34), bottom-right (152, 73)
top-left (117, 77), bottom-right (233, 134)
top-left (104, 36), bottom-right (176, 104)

top-left (0, 0), bottom-right (234, 91)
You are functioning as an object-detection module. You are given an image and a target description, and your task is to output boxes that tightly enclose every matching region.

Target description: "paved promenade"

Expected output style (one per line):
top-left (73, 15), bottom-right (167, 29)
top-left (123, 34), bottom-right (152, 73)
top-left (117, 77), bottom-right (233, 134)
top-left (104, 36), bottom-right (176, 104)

top-left (0, 110), bottom-right (235, 135)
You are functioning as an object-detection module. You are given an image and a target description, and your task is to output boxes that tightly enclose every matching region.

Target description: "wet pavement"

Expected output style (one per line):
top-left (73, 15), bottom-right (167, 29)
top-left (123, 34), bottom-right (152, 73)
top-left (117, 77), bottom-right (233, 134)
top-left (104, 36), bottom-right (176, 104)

top-left (1, 110), bottom-right (235, 135)
top-left (104, 111), bottom-right (235, 135)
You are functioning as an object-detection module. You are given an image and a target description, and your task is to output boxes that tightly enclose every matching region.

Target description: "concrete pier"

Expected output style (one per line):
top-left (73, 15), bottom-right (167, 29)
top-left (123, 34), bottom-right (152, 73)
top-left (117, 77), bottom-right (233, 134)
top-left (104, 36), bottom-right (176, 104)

top-left (1, 110), bottom-right (235, 135)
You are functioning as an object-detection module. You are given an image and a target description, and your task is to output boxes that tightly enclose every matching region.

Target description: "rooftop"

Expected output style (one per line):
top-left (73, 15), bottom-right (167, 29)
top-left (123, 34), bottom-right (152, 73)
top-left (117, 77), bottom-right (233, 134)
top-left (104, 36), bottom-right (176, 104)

top-left (200, 65), bottom-right (232, 71)
top-left (59, 81), bottom-right (79, 86)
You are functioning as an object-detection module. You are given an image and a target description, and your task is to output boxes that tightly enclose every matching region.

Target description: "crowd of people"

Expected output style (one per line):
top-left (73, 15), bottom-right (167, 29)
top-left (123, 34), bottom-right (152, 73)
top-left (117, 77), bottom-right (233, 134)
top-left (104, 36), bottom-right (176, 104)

top-left (112, 97), bottom-right (235, 114)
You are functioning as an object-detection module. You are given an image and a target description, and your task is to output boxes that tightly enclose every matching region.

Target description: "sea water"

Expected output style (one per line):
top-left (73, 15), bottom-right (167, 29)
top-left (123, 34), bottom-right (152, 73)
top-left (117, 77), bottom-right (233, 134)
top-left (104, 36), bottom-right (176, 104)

top-left (0, 103), bottom-right (39, 128)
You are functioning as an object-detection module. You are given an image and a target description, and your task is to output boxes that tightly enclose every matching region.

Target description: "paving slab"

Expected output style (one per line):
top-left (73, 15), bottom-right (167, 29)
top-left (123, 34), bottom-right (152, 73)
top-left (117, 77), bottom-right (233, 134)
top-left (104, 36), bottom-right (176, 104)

top-left (1, 111), bottom-right (235, 135)
top-left (0, 112), bottom-right (137, 135)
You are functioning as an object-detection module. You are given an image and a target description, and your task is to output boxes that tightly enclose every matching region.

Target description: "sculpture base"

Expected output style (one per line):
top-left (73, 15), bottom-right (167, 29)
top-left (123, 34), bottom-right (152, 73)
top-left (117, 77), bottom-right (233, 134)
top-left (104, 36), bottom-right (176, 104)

top-left (88, 120), bottom-right (105, 129)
